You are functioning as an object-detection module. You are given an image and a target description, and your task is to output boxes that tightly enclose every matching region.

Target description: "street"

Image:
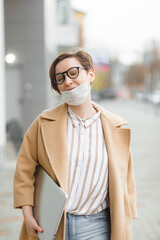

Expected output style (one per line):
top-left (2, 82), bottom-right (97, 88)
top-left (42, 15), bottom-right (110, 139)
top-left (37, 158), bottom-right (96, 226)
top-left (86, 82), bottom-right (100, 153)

top-left (0, 99), bottom-right (160, 240)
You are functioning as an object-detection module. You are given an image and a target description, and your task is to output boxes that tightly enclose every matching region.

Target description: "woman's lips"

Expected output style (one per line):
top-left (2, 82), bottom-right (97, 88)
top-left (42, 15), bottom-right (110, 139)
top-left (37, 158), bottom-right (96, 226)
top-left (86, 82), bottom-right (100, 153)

top-left (68, 87), bottom-right (76, 91)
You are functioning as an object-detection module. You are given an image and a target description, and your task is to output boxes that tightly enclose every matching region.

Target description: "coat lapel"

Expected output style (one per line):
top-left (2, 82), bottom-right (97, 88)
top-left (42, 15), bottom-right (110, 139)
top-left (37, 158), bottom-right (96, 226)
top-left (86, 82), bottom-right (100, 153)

top-left (40, 104), bottom-right (68, 193)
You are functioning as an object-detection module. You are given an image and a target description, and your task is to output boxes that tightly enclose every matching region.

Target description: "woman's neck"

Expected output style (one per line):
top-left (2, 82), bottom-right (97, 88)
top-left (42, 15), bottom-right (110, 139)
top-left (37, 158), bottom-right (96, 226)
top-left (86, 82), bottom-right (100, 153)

top-left (68, 95), bottom-right (97, 119)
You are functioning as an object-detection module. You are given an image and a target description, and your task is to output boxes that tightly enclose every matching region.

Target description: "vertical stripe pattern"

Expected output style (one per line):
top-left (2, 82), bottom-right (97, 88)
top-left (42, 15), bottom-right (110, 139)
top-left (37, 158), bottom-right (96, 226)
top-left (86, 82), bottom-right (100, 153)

top-left (67, 106), bottom-right (109, 215)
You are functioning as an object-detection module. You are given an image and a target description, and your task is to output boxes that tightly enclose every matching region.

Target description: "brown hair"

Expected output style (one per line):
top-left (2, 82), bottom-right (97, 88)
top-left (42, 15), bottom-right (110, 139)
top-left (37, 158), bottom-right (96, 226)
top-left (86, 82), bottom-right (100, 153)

top-left (49, 48), bottom-right (93, 93)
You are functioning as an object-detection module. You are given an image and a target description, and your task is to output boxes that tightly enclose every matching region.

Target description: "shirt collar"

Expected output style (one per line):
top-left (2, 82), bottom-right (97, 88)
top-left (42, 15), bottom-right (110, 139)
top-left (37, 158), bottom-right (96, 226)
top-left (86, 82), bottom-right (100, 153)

top-left (67, 105), bottom-right (100, 128)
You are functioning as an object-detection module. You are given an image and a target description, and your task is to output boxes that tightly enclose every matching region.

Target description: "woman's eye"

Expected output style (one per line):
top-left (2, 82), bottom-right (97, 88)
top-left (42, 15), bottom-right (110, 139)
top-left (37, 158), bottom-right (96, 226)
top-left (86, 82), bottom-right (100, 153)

top-left (70, 72), bottom-right (76, 76)
top-left (56, 75), bottom-right (63, 82)
top-left (69, 70), bottom-right (77, 76)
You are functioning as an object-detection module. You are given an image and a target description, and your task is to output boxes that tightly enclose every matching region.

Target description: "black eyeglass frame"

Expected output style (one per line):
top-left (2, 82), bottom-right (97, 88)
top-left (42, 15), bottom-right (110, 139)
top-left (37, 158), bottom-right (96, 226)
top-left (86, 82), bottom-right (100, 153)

top-left (54, 66), bottom-right (87, 85)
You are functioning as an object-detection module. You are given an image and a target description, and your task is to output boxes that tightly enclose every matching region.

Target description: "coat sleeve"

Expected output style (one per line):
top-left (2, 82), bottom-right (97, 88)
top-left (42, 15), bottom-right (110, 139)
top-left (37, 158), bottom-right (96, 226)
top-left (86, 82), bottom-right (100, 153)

top-left (127, 150), bottom-right (138, 218)
top-left (13, 121), bottom-right (39, 209)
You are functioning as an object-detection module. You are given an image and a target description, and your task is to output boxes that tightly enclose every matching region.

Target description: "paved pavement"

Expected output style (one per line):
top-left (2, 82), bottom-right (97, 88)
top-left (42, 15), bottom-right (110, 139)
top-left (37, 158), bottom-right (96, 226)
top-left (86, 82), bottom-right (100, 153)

top-left (0, 99), bottom-right (160, 240)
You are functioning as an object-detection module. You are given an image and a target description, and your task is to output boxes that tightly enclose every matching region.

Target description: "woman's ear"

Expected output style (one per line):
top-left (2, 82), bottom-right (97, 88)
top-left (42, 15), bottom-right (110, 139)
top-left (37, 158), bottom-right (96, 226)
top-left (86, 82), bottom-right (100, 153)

top-left (89, 69), bottom-right (95, 83)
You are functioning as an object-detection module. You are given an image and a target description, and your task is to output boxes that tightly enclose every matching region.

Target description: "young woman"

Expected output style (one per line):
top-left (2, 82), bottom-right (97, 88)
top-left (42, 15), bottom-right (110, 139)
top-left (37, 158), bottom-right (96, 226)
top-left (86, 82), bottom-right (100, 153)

top-left (14, 49), bottom-right (137, 240)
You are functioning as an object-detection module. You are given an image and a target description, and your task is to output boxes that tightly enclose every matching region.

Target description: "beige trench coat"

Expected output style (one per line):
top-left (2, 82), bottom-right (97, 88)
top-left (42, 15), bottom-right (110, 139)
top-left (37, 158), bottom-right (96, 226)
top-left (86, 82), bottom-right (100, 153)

top-left (13, 102), bottom-right (137, 240)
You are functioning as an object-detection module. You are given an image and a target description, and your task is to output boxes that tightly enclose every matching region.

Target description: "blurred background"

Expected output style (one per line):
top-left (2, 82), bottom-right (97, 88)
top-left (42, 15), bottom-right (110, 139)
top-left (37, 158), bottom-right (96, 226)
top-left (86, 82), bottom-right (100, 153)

top-left (0, 0), bottom-right (160, 239)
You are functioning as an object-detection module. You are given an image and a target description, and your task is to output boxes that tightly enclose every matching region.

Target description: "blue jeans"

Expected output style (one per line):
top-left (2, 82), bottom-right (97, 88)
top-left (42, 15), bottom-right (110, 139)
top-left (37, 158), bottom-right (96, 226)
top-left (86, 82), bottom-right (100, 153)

top-left (65, 208), bottom-right (111, 240)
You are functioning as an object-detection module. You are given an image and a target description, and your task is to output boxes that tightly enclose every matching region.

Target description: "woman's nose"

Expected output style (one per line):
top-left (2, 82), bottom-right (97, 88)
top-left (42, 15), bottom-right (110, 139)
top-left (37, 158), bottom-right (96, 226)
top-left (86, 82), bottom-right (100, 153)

top-left (64, 75), bottom-right (72, 85)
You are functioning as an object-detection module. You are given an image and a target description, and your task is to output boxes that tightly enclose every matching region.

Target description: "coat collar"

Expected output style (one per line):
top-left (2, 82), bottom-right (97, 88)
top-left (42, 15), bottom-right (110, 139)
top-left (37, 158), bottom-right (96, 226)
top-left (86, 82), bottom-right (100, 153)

top-left (41, 102), bottom-right (128, 128)
top-left (41, 103), bottom-right (68, 121)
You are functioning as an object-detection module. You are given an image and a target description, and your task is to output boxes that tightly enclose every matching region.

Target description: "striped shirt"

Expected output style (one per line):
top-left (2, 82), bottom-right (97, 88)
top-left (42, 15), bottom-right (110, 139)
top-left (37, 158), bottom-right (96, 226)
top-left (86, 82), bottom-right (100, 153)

top-left (66, 106), bottom-right (109, 215)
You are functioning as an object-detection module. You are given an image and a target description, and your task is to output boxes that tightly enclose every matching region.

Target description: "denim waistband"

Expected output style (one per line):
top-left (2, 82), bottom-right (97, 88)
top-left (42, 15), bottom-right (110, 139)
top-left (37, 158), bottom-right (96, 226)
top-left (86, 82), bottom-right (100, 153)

top-left (66, 208), bottom-right (110, 218)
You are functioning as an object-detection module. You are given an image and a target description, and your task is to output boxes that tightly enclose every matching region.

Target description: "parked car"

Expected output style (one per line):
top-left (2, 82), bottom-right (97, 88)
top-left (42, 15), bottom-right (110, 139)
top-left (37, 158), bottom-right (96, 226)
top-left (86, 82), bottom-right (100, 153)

top-left (116, 87), bottom-right (132, 99)
top-left (91, 91), bottom-right (102, 102)
top-left (100, 88), bottom-right (117, 99)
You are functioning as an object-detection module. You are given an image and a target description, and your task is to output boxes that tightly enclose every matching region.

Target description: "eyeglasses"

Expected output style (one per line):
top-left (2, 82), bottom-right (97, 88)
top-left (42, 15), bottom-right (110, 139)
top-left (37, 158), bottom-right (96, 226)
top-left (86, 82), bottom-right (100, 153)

top-left (55, 66), bottom-right (87, 85)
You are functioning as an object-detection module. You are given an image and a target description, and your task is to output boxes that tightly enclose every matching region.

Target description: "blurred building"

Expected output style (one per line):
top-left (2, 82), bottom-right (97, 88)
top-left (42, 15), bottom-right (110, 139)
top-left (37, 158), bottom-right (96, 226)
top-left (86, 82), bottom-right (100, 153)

top-left (110, 60), bottom-right (128, 88)
top-left (4, 0), bottom-right (85, 156)
top-left (143, 41), bottom-right (160, 92)
top-left (73, 10), bottom-right (86, 48)
top-left (0, 0), bottom-right (5, 165)
top-left (88, 50), bottom-right (110, 91)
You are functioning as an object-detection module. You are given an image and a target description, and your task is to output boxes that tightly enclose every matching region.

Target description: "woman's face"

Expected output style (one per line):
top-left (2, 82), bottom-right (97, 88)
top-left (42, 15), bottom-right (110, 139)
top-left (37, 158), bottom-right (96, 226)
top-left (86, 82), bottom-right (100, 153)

top-left (55, 57), bottom-right (94, 92)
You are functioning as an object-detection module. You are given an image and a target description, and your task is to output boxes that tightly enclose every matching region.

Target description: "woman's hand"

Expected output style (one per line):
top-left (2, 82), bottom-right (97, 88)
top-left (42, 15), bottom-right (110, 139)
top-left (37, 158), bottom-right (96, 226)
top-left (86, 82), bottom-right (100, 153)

top-left (22, 205), bottom-right (43, 238)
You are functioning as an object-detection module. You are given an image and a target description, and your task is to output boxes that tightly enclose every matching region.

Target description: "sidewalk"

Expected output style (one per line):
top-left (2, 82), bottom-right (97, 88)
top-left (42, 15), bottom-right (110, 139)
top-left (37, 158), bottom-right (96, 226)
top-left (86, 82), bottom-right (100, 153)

top-left (101, 99), bottom-right (160, 240)
top-left (0, 165), bottom-right (23, 240)
top-left (0, 99), bottom-right (160, 240)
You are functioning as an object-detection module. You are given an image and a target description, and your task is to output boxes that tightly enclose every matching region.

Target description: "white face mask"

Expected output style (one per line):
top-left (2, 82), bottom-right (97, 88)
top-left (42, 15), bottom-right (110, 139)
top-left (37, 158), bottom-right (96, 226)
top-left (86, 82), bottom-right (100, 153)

top-left (60, 81), bottom-right (90, 106)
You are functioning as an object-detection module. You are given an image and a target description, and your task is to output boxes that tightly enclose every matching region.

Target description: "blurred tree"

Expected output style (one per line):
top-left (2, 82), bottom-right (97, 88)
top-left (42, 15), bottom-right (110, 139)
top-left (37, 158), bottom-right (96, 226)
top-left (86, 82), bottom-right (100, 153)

top-left (125, 63), bottom-right (146, 90)
top-left (125, 41), bottom-right (160, 92)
